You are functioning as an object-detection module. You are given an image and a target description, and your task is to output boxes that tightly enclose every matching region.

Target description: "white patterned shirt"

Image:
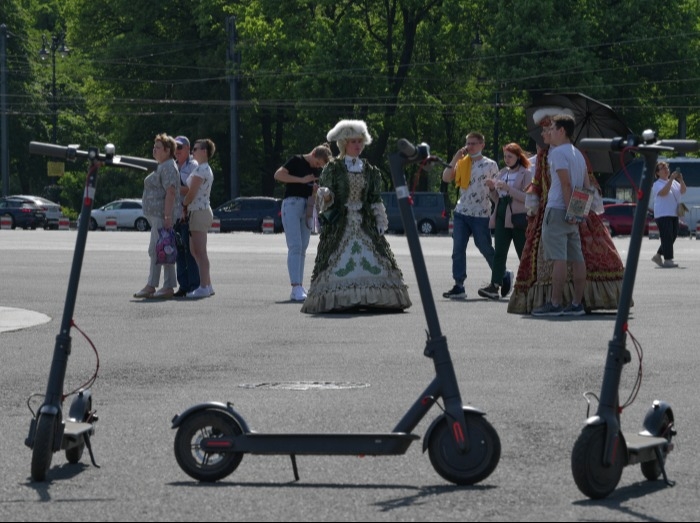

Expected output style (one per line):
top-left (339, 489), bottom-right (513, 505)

top-left (454, 156), bottom-right (499, 218)
top-left (186, 162), bottom-right (214, 211)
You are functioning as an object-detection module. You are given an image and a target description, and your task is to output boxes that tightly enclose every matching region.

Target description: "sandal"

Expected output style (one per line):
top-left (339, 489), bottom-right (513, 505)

top-left (149, 288), bottom-right (174, 300)
top-left (133, 286), bottom-right (155, 298)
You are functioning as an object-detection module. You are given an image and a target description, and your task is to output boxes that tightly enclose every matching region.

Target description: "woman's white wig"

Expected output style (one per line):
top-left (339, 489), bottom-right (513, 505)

top-left (532, 106), bottom-right (575, 125)
top-left (326, 119), bottom-right (372, 156)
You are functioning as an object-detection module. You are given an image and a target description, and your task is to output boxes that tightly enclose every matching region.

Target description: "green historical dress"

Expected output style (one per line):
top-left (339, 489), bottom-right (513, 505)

top-left (301, 158), bottom-right (412, 313)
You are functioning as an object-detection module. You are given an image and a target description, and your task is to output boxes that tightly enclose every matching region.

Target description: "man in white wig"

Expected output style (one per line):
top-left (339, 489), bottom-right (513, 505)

top-left (301, 119), bottom-right (412, 313)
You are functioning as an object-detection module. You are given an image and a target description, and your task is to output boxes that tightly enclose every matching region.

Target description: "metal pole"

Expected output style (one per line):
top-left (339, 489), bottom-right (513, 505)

top-left (1, 24), bottom-right (8, 196)
top-left (227, 16), bottom-right (240, 200)
top-left (51, 42), bottom-right (57, 144)
top-left (493, 91), bottom-right (500, 161)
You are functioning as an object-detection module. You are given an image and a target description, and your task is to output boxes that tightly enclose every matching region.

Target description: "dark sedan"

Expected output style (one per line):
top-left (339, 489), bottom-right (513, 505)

top-left (213, 196), bottom-right (283, 233)
top-left (0, 197), bottom-right (46, 229)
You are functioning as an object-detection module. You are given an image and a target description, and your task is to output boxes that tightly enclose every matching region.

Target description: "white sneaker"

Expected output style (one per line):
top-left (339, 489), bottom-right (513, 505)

top-left (290, 286), bottom-right (307, 302)
top-left (186, 286), bottom-right (212, 299)
top-left (207, 285), bottom-right (215, 296)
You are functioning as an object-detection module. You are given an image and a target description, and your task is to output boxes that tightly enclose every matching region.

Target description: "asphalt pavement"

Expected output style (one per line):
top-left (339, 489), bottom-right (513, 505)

top-left (1, 229), bottom-right (699, 521)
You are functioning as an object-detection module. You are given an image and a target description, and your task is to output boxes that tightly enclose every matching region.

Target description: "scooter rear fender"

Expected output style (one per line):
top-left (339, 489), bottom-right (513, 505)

top-left (641, 400), bottom-right (674, 437)
top-left (67, 389), bottom-right (92, 422)
top-left (171, 402), bottom-right (251, 433)
top-left (422, 406), bottom-right (485, 453)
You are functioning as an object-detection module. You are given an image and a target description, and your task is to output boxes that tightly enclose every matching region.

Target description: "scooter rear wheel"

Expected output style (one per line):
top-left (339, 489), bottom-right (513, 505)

top-left (66, 395), bottom-right (92, 464)
top-left (31, 413), bottom-right (56, 482)
top-left (571, 425), bottom-right (625, 499)
top-left (640, 412), bottom-right (673, 481)
top-left (174, 409), bottom-right (243, 482)
top-left (427, 413), bottom-right (500, 485)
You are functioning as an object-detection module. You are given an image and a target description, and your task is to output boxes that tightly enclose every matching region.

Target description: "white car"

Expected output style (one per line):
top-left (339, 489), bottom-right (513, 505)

top-left (89, 198), bottom-right (150, 231)
top-left (10, 194), bottom-right (62, 229)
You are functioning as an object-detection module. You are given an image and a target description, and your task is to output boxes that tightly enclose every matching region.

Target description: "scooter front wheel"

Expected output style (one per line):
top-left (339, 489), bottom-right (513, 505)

top-left (427, 413), bottom-right (500, 485)
top-left (571, 424), bottom-right (625, 499)
top-left (174, 409), bottom-right (244, 482)
top-left (31, 413), bottom-right (56, 482)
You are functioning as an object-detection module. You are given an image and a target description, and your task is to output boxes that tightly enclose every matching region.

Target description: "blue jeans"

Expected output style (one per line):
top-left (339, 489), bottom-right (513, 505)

top-left (282, 197), bottom-right (311, 285)
top-left (174, 219), bottom-right (200, 292)
top-left (451, 212), bottom-right (494, 285)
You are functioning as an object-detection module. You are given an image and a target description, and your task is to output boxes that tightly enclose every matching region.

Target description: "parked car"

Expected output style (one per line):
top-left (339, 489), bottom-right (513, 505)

top-left (213, 196), bottom-right (283, 233)
top-left (602, 197), bottom-right (625, 206)
top-left (9, 195), bottom-right (62, 229)
top-left (381, 191), bottom-right (450, 235)
top-left (602, 203), bottom-right (689, 237)
top-left (0, 197), bottom-right (46, 229)
top-left (89, 198), bottom-right (150, 231)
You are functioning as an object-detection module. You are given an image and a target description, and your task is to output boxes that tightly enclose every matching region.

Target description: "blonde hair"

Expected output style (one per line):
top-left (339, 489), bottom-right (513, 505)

top-left (155, 133), bottom-right (177, 159)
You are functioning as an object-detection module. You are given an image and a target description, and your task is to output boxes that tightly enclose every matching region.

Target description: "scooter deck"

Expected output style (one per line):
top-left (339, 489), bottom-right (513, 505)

top-left (625, 433), bottom-right (669, 465)
top-left (207, 432), bottom-right (420, 456)
top-left (62, 421), bottom-right (93, 439)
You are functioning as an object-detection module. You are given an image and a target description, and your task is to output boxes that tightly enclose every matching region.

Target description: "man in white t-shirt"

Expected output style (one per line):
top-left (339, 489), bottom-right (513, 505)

top-left (532, 115), bottom-right (588, 317)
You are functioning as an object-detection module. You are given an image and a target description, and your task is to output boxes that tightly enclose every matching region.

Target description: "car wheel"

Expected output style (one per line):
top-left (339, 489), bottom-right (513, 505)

top-left (89, 218), bottom-right (98, 231)
top-left (135, 217), bottom-right (150, 232)
top-left (418, 219), bottom-right (436, 235)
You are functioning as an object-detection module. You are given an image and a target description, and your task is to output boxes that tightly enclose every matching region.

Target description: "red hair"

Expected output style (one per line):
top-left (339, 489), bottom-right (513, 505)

top-left (503, 142), bottom-right (531, 169)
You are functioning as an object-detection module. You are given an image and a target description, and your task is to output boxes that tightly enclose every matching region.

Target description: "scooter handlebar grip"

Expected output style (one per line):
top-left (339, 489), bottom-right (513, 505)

top-left (113, 155), bottom-right (158, 171)
top-left (578, 138), bottom-right (626, 151)
top-left (658, 140), bottom-right (700, 153)
top-left (29, 141), bottom-right (73, 159)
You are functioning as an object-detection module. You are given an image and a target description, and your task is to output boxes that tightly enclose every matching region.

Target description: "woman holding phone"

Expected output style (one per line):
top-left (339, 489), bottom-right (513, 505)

top-left (274, 144), bottom-right (333, 301)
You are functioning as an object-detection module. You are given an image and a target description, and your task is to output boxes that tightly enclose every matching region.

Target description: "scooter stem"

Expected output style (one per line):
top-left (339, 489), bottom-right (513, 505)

top-left (597, 145), bottom-right (664, 465)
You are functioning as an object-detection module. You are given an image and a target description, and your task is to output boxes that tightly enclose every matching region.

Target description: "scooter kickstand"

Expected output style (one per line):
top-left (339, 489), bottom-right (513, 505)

top-left (290, 454), bottom-right (300, 482)
top-left (654, 447), bottom-right (675, 487)
top-left (84, 432), bottom-right (100, 468)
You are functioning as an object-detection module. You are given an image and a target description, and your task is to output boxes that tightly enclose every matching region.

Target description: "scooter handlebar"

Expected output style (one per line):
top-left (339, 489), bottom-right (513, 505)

top-left (579, 136), bottom-right (699, 153)
top-left (397, 138), bottom-right (428, 163)
top-left (29, 141), bottom-right (158, 171)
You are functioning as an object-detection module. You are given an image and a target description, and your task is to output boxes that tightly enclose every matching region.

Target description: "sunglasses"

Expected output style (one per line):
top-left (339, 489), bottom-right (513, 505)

top-left (176, 145), bottom-right (184, 150)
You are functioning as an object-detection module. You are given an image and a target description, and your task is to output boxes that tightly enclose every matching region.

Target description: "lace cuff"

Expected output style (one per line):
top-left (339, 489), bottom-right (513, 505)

top-left (372, 202), bottom-right (389, 231)
top-left (316, 187), bottom-right (335, 213)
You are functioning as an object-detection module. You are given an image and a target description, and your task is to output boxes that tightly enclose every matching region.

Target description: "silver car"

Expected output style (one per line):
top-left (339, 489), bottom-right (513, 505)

top-left (89, 198), bottom-right (151, 231)
top-left (10, 195), bottom-right (62, 229)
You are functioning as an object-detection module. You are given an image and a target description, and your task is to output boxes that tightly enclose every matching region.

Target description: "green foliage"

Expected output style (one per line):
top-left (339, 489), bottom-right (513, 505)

top-left (2, 0), bottom-right (699, 215)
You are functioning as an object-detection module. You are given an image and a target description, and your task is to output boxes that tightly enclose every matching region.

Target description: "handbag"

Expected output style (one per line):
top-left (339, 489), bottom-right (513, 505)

top-left (156, 227), bottom-right (178, 265)
top-left (677, 202), bottom-right (689, 217)
top-left (508, 200), bottom-right (528, 230)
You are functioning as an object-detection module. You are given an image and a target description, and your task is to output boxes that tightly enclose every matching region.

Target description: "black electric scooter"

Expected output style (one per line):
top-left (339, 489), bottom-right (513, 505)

top-left (571, 131), bottom-right (699, 499)
top-left (25, 141), bottom-right (157, 482)
top-left (171, 139), bottom-right (501, 485)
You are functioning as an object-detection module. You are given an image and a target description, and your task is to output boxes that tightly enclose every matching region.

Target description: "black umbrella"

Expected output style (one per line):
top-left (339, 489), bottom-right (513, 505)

top-left (526, 93), bottom-right (632, 174)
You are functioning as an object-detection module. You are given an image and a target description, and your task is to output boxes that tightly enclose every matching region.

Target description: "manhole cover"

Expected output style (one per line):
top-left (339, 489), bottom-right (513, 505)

top-left (239, 381), bottom-right (370, 391)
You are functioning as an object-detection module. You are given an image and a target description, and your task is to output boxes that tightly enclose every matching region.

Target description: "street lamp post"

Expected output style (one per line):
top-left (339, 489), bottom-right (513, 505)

top-left (39, 32), bottom-right (70, 144)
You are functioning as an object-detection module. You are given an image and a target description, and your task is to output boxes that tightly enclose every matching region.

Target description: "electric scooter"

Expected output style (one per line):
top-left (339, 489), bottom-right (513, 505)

top-left (171, 139), bottom-right (501, 485)
top-left (571, 131), bottom-right (699, 499)
top-left (25, 141), bottom-right (157, 482)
